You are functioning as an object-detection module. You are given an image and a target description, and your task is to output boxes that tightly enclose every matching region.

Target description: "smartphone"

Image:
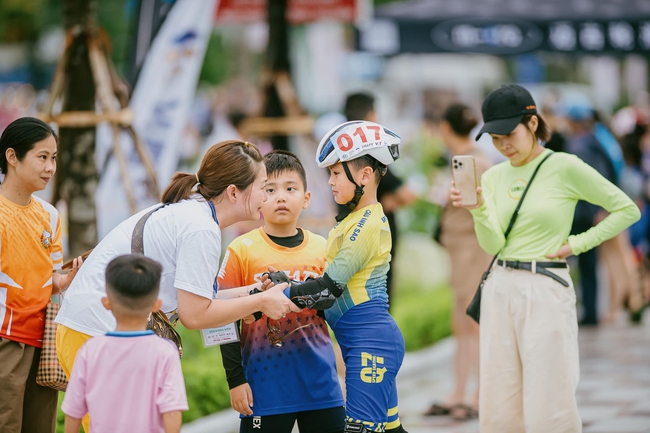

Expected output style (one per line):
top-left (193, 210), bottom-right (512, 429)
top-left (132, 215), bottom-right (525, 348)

top-left (451, 155), bottom-right (479, 207)
top-left (61, 249), bottom-right (92, 270)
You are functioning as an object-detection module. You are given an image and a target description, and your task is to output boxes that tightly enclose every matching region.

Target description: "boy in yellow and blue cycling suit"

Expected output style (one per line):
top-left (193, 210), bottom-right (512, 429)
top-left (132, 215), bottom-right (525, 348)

top-left (276, 121), bottom-right (408, 433)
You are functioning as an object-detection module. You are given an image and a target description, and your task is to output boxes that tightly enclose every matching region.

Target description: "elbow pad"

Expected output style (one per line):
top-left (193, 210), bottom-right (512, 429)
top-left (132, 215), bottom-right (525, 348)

top-left (288, 273), bottom-right (345, 310)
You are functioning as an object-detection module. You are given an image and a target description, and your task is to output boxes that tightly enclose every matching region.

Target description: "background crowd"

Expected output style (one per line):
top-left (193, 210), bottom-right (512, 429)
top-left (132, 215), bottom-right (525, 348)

top-left (1, 0), bottom-right (650, 432)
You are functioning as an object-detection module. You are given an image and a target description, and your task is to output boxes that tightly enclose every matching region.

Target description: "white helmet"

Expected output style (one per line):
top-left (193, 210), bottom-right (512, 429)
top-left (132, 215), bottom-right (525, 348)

top-left (315, 120), bottom-right (401, 168)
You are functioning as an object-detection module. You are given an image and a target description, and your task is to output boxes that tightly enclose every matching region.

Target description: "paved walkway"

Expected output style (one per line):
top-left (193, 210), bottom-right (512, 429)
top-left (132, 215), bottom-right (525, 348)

top-left (182, 313), bottom-right (650, 433)
top-left (399, 315), bottom-right (650, 433)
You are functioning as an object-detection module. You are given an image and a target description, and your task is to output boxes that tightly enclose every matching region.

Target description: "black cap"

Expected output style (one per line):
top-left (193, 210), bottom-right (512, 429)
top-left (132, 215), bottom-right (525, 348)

top-left (475, 84), bottom-right (537, 140)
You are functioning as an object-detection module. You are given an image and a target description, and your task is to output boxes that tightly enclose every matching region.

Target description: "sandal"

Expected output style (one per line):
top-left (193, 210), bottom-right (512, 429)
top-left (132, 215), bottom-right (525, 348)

top-left (423, 403), bottom-right (452, 416)
top-left (450, 404), bottom-right (479, 421)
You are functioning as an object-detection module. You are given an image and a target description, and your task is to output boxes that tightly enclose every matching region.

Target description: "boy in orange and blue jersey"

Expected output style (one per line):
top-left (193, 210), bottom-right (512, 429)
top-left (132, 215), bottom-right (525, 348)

top-left (218, 151), bottom-right (344, 433)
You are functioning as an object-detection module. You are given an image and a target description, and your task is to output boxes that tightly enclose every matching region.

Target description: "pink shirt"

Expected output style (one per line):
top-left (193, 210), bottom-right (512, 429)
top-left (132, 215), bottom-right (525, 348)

top-left (62, 331), bottom-right (188, 432)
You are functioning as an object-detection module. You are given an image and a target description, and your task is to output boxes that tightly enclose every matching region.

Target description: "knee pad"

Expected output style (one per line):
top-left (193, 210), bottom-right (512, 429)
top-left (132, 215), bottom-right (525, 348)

top-left (344, 421), bottom-right (368, 433)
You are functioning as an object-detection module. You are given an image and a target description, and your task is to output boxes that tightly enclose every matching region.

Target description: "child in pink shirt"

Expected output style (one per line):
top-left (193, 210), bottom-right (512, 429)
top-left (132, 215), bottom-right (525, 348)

top-left (62, 255), bottom-right (188, 433)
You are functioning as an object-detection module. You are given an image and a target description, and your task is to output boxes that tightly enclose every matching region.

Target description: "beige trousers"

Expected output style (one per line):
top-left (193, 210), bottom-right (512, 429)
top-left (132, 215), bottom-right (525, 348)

top-left (479, 265), bottom-right (581, 433)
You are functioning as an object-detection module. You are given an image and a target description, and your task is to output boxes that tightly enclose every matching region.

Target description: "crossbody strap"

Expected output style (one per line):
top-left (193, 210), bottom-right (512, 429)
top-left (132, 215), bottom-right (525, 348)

top-left (131, 204), bottom-right (180, 322)
top-left (486, 151), bottom-right (554, 268)
top-left (131, 205), bottom-right (165, 255)
top-left (502, 151), bottom-right (553, 240)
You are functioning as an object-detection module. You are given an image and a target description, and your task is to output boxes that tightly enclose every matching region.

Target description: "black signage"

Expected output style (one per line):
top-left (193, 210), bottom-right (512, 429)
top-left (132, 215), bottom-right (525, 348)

top-left (431, 18), bottom-right (544, 54)
top-left (360, 19), bottom-right (650, 55)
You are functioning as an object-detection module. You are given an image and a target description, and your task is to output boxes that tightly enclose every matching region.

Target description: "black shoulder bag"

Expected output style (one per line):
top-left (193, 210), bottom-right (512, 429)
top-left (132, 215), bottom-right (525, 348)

top-left (466, 152), bottom-right (553, 324)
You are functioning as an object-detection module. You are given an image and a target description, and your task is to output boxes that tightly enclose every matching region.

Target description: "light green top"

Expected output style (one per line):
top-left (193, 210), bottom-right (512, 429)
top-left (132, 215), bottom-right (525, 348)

top-left (469, 148), bottom-right (641, 260)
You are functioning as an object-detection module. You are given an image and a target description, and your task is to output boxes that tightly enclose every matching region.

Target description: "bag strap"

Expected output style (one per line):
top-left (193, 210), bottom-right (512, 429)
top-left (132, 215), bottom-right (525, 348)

top-left (131, 204), bottom-right (180, 323)
top-left (63, 205), bottom-right (166, 266)
top-left (502, 151), bottom-right (553, 240)
top-left (131, 205), bottom-right (165, 254)
top-left (485, 151), bottom-right (554, 269)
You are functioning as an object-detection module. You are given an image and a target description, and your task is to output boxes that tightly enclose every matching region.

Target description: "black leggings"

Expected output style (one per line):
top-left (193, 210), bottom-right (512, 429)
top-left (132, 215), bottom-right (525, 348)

top-left (240, 406), bottom-right (345, 433)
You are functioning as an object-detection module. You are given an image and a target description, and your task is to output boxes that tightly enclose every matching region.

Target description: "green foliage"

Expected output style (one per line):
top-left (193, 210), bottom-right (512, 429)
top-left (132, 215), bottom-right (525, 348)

top-left (0, 0), bottom-right (45, 42)
top-left (177, 283), bottom-right (453, 421)
top-left (391, 285), bottom-right (452, 351)
top-left (56, 394), bottom-right (64, 433)
top-left (54, 282), bottom-right (452, 429)
top-left (96, 0), bottom-right (131, 75)
top-left (399, 198), bottom-right (441, 236)
top-left (199, 32), bottom-right (234, 86)
top-left (56, 393), bottom-right (83, 433)
top-left (374, 0), bottom-right (408, 6)
top-left (175, 325), bottom-right (231, 424)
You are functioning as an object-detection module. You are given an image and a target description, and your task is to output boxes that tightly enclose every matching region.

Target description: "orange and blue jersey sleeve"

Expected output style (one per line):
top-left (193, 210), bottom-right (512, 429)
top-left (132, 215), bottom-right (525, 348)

top-left (218, 229), bottom-right (344, 414)
top-left (217, 246), bottom-right (246, 292)
top-left (217, 244), bottom-right (248, 388)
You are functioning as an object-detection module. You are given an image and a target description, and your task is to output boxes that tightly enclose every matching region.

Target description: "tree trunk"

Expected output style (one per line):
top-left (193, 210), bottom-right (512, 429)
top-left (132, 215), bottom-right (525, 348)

top-left (264, 0), bottom-right (290, 151)
top-left (56, 0), bottom-right (98, 256)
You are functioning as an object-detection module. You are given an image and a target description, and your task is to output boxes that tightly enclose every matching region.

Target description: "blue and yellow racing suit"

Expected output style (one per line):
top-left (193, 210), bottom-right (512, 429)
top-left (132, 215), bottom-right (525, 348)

top-left (325, 203), bottom-right (406, 432)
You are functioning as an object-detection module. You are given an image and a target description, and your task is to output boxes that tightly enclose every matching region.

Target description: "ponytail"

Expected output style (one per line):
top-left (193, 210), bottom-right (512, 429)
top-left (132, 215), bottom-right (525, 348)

top-left (161, 140), bottom-right (263, 204)
top-left (161, 172), bottom-right (198, 204)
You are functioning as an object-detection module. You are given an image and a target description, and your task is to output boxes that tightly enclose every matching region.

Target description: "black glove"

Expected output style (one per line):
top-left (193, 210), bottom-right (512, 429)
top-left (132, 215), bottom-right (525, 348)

top-left (288, 273), bottom-right (345, 310)
top-left (266, 271), bottom-right (290, 285)
top-left (251, 271), bottom-right (344, 311)
top-left (262, 271), bottom-right (335, 309)
top-left (290, 288), bottom-right (338, 310)
top-left (246, 271), bottom-right (291, 320)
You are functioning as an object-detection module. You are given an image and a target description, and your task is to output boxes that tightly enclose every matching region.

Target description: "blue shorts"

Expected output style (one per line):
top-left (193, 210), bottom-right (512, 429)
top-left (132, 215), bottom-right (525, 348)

top-left (333, 300), bottom-right (405, 432)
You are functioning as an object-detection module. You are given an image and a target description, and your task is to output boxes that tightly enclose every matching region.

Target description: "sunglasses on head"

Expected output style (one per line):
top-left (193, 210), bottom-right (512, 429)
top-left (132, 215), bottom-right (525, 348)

top-left (266, 317), bottom-right (313, 348)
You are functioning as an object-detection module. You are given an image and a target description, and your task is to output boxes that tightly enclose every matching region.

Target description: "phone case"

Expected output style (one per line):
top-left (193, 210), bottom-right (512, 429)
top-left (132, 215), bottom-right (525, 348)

top-left (452, 155), bottom-right (478, 206)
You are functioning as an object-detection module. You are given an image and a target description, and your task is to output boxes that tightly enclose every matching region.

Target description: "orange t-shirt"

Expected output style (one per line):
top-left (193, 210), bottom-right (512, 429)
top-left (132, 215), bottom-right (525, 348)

top-left (0, 193), bottom-right (63, 347)
top-left (218, 227), bottom-right (326, 289)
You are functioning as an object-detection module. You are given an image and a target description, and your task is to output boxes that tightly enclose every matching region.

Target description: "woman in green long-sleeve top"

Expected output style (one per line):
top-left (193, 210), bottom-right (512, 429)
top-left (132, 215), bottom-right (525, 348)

top-left (450, 85), bottom-right (640, 433)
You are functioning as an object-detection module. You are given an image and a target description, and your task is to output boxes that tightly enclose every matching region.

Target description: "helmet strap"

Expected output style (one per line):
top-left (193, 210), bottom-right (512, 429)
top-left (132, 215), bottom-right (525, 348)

top-left (335, 162), bottom-right (365, 222)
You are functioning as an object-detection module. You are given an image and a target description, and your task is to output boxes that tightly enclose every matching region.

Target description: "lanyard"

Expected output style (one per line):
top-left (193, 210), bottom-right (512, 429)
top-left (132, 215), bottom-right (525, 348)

top-left (207, 200), bottom-right (219, 225)
top-left (207, 200), bottom-right (220, 295)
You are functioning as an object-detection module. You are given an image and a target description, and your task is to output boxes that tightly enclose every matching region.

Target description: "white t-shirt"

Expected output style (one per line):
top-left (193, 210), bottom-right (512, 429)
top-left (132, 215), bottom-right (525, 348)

top-left (56, 196), bottom-right (221, 336)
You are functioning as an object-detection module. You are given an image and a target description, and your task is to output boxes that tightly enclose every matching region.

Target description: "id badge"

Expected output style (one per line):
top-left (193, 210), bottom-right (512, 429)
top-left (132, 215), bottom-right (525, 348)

top-left (200, 323), bottom-right (240, 347)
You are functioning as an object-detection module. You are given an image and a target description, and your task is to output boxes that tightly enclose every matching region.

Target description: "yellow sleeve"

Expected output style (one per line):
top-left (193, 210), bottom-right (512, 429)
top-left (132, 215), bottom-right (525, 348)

top-left (326, 214), bottom-right (387, 285)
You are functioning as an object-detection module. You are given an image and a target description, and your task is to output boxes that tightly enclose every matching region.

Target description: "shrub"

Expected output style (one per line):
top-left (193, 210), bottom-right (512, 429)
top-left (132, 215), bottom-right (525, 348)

top-left (176, 326), bottom-right (231, 423)
top-left (391, 284), bottom-right (453, 351)
top-left (55, 283), bottom-right (453, 429)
